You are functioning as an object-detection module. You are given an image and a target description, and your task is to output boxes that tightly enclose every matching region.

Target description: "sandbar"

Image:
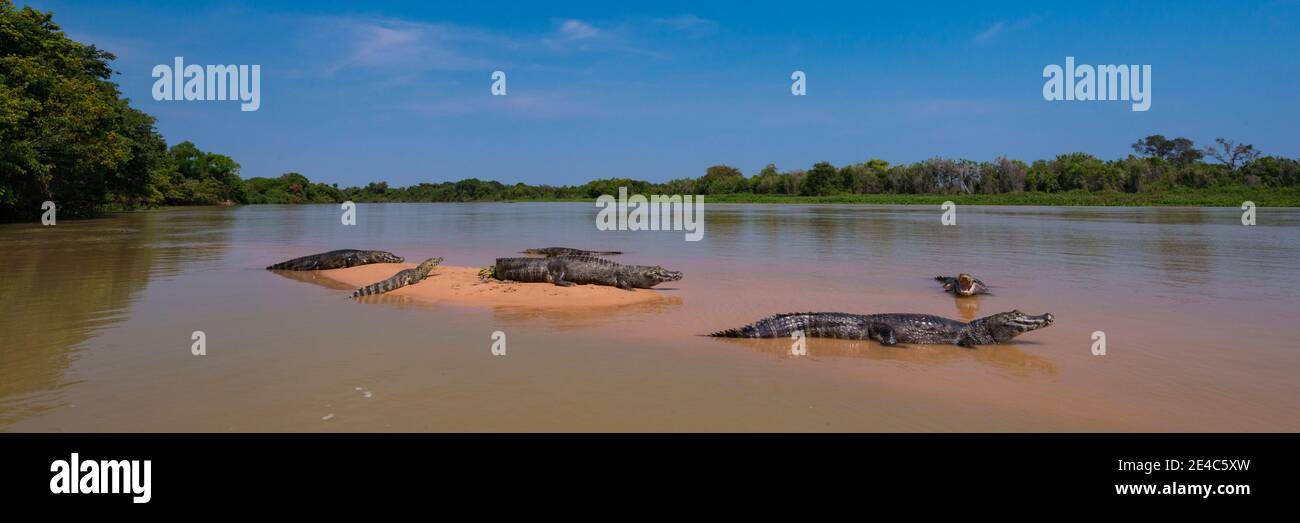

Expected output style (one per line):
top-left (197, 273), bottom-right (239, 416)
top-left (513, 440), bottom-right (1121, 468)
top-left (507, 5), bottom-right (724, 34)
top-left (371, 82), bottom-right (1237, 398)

top-left (311, 263), bottom-right (674, 308)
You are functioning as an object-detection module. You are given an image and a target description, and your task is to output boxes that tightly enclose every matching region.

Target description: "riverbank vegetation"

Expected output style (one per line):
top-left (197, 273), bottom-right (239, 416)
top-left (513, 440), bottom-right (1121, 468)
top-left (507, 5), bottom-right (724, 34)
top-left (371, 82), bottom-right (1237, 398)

top-left (240, 143), bottom-right (1300, 207)
top-left (699, 187), bottom-right (1300, 207)
top-left (0, 1), bottom-right (247, 220)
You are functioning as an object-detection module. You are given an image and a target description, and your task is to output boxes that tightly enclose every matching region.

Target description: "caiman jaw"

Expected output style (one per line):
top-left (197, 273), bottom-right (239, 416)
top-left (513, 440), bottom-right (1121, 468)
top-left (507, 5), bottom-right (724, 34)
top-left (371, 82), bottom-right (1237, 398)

top-left (957, 274), bottom-right (976, 296)
top-left (1007, 311), bottom-right (1054, 332)
top-left (982, 310), bottom-right (1055, 343)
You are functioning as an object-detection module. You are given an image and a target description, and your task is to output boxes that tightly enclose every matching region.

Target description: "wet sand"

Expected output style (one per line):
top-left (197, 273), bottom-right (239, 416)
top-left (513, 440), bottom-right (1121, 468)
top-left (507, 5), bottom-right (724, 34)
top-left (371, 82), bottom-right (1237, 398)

top-left (302, 264), bottom-right (672, 308)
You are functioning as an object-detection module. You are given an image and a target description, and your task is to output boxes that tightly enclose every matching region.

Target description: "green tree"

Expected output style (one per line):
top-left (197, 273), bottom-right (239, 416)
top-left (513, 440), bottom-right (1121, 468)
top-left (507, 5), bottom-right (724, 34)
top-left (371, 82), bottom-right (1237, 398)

top-left (162, 141), bottom-right (245, 204)
top-left (1239, 156), bottom-right (1300, 187)
top-left (0, 1), bottom-right (171, 219)
top-left (842, 160), bottom-right (887, 194)
top-left (749, 164), bottom-right (782, 194)
top-left (1203, 138), bottom-right (1259, 171)
top-left (1131, 135), bottom-right (1203, 166)
top-left (800, 162), bottom-right (841, 196)
top-left (697, 164), bottom-right (745, 194)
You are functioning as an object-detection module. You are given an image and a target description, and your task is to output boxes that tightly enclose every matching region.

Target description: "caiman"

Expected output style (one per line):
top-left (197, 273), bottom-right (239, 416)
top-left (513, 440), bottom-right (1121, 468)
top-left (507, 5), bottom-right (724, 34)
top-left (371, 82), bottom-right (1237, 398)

top-left (935, 273), bottom-right (988, 297)
top-left (489, 255), bottom-right (681, 290)
top-left (709, 310), bottom-right (1053, 347)
top-left (350, 257), bottom-right (444, 298)
top-left (266, 249), bottom-right (403, 271)
top-left (521, 247), bottom-right (622, 257)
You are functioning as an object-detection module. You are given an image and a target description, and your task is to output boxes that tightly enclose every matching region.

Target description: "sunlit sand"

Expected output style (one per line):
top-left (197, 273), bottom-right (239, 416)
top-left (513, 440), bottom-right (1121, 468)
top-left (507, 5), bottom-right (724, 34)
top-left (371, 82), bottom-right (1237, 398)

top-left (314, 263), bottom-right (673, 309)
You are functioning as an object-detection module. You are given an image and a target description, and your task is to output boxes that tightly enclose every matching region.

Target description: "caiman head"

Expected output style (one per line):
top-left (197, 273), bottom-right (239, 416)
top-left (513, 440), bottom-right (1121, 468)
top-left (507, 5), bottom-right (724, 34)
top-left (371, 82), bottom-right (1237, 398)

top-left (954, 273), bottom-right (986, 297)
top-left (415, 257), bottom-right (444, 274)
top-left (975, 310), bottom-right (1054, 343)
top-left (370, 251), bottom-right (405, 263)
top-left (629, 265), bottom-right (683, 288)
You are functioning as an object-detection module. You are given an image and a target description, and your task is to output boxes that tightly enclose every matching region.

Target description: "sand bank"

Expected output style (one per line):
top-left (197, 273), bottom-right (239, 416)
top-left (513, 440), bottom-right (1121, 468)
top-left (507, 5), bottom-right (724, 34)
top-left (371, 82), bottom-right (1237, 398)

top-left (311, 263), bottom-right (674, 308)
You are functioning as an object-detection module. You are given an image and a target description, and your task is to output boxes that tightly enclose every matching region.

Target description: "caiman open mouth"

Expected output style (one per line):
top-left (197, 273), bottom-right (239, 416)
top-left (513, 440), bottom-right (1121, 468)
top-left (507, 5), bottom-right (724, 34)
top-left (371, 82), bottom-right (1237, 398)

top-left (957, 276), bottom-right (975, 294)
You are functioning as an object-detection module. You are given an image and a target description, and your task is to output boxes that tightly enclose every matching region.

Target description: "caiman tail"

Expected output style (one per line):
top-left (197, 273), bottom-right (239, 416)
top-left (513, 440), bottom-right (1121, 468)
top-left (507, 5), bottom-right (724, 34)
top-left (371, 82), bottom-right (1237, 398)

top-left (709, 325), bottom-right (759, 338)
top-left (709, 313), bottom-right (852, 338)
top-left (349, 257), bottom-right (443, 298)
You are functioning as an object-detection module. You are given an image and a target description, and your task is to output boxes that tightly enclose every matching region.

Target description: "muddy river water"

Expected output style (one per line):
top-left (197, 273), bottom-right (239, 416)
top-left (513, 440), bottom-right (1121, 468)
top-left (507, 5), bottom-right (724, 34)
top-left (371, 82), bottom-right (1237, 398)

top-left (2, 203), bottom-right (1296, 431)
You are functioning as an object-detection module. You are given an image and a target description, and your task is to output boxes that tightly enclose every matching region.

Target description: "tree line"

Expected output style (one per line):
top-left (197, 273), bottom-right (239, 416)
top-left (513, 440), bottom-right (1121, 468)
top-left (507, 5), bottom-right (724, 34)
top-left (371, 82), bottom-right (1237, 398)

top-left (3, 1), bottom-right (1298, 221)
top-left (243, 136), bottom-right (1297, 205)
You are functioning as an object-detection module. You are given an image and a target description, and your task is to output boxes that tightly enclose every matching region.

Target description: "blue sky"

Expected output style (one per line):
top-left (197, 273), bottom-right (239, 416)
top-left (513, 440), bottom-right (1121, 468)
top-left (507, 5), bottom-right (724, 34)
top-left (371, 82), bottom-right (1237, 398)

top-left (25, 0), bottom-right (1300, 187)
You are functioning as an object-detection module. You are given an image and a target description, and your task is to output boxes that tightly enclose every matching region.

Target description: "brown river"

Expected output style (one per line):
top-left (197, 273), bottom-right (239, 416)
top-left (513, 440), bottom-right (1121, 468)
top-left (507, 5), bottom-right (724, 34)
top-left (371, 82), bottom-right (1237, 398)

top-left (1, 203), bottom-right (1297, 431)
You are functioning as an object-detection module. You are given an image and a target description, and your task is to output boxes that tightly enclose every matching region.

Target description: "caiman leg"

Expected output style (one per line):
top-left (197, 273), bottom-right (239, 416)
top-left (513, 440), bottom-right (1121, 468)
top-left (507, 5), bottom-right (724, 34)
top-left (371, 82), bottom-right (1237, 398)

top-left (868, 323), bottom-right (898, 346)
top-left (551, 269), bottom-right (576, 287)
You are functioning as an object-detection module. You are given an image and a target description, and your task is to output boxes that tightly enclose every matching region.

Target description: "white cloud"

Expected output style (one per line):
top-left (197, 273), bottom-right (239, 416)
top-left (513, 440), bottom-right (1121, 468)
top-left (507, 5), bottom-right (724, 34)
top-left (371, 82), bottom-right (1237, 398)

top-left (311, 17), bottom-right (500, 73)
top-left (305, 14), bottom-right (677, 77)
top-left (540, 18), bottom-right (674, 58)
top-left (557, 19), bottom-right (599, 41)
top-left (973, 15), bottom-right (1041, 44)
top-left (543, 19), bottom-right (603, 49)
top-left (653, 14), bottom-right (717, 34)
top-left (974, 21), bottom-right (1008, 44)
top-left (401, 92), bottom-right (603, 119)
top-left (349, 24), bottom-right (423, 65)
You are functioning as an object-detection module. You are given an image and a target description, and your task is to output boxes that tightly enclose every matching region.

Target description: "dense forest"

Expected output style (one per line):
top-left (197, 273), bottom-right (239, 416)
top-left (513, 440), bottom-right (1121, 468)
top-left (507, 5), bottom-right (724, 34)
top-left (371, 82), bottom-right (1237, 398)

top-left (0, 1), bottom-right (250, 220)
top-left (3, 1), bottom-right (1298, 221)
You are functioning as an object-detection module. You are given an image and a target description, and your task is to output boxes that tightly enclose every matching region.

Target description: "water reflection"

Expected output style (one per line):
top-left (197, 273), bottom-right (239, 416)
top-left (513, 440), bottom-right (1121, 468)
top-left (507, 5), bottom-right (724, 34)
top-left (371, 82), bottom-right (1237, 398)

top-left (0, 208), bottom-right (233, 426)
top-left (712, 337), bottom-right (1059, 377)
top-left (1144, 227), bottom-right (1213, 287)
top-left (271, 269), bottom-right (359, 291)
top-left (952, 297), bottom-right (981, 321)
top-left (489, 296), bottom-right (684, 330)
